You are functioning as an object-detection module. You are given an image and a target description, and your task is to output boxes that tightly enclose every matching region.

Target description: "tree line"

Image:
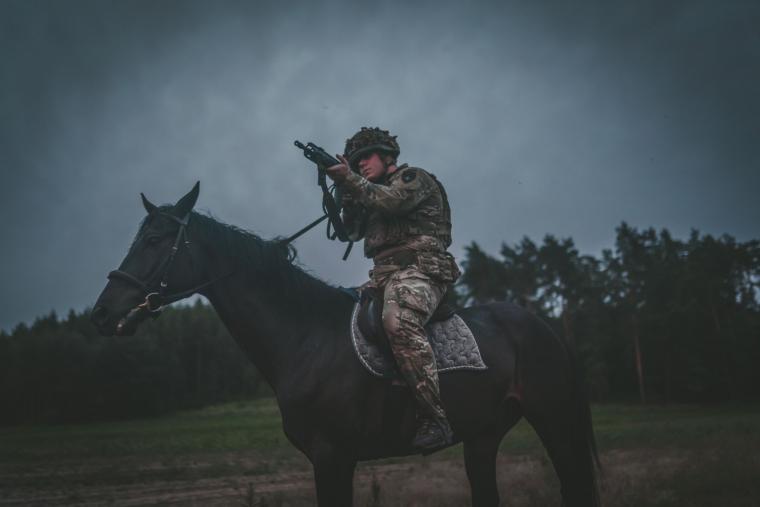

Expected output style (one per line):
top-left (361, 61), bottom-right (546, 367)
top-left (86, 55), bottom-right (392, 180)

top-left (458, 223), bottom-right (760, 402)
top-left (0, 301), bottom-right (265, 425)
top-left (1, 223), bottom-right (758, 425)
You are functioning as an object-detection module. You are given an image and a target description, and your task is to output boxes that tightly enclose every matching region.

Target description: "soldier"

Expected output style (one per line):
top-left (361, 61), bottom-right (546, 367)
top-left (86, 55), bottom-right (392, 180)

top-left (324, 127), bottom-right (460, 452)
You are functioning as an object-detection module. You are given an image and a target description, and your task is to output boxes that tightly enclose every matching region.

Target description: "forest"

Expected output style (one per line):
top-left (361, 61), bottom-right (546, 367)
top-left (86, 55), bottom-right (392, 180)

top-left (1, 223), bottom-right (758, 425)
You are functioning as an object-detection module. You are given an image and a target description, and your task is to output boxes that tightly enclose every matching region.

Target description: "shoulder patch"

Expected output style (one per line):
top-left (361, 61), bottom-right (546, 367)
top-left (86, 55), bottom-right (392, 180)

top-left (401, 169), bottom-right (417, 183)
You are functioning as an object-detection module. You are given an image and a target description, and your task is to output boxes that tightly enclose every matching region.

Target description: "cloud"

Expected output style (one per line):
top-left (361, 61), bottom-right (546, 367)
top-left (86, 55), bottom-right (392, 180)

top-left (1, 0), bottom-right (758, 330)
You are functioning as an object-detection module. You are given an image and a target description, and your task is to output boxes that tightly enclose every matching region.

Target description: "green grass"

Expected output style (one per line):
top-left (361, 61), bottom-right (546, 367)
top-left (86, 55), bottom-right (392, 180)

top-left (2, 400), bottom-right (760, 505)
top-left (0, 398), bottom-right (288, 462)
top-left (3, 400), bottom-right (760, 462)
top-left (591, 402), bottom-right (760, 450)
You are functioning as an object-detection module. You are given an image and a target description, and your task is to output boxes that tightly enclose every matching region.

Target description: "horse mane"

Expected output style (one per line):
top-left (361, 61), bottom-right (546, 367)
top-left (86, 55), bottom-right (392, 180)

top-left (185, 209), bottom-right (354, 318)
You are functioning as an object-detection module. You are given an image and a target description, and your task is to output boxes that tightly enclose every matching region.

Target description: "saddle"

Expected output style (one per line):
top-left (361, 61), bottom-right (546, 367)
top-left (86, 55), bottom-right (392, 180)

top-left (356, 285), bottom-right (457, 352)
top-left (349, 287), bottom-right (487, 379)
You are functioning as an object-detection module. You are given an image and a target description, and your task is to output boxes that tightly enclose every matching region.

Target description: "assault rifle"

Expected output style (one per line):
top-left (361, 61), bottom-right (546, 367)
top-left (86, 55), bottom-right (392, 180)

top-left (292, 140), bottom-right (354, 259)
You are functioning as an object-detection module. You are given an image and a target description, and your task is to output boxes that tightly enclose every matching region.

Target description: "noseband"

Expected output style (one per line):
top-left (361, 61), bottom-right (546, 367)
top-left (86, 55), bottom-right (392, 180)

top-left (108, 211), bottom-right (230, 315)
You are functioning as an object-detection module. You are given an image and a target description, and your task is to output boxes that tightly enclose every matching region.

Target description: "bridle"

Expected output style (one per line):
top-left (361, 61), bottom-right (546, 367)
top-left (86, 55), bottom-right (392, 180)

top-left (108, 211), bottom-right (231, 315)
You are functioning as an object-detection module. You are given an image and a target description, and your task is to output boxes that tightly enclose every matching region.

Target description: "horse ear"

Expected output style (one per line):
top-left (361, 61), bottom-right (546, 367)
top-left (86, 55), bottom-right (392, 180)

top-left (174, 181), bottom-right (200, 217)
top-left (141, 193), bottom-right (157, 214)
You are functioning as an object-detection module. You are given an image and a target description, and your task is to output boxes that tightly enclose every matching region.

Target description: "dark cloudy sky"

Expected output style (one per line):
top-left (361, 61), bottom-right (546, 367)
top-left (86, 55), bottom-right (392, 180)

top-left (1, 0), bottom-right (758, 331)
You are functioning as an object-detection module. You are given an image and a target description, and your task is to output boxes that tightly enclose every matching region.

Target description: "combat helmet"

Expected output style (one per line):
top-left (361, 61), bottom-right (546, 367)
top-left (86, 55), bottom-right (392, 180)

top-left (344, 127), bottom-right (400, 168)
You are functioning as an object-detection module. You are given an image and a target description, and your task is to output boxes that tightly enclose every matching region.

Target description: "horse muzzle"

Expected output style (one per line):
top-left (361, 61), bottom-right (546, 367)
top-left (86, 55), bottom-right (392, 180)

top-left (91, 302), bottom-right (160, 338)
top-left (91, 304), bottom-right (119, 336)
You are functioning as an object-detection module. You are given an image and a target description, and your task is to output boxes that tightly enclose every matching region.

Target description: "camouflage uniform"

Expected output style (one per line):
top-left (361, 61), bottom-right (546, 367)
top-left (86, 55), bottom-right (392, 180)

top-left (340, 162), bottom-right (460, 424)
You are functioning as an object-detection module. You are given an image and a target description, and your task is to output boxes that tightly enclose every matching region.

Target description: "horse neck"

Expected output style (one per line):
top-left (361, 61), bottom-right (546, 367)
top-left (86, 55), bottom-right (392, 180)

top-left (196, 234), bottom-right (351, 394)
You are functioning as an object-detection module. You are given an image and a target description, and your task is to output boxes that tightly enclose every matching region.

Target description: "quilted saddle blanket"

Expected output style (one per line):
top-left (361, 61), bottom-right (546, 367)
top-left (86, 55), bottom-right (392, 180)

top-left (350, 303), bottom-right (487, 378)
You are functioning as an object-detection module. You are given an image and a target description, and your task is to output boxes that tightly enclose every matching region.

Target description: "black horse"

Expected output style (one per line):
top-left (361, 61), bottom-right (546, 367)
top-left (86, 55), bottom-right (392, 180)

top-left (91, 183), bottom-right (600, 507)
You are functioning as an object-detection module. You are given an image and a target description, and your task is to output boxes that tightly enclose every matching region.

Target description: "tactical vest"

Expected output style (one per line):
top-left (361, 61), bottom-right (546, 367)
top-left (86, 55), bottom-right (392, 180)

top-left (429, 173), bottom-right (453, 247)
top-left (363, 167), bottom-right (453, 257)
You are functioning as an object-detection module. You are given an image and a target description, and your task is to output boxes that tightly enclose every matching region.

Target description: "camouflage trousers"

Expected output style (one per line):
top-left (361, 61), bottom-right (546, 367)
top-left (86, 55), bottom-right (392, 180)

top-left (370, 265), bottom-right (448, 421)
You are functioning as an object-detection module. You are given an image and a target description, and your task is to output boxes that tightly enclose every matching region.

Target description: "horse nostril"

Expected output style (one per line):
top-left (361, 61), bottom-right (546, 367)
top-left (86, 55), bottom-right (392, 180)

top-left (91, 305), bottom-right (109, 325)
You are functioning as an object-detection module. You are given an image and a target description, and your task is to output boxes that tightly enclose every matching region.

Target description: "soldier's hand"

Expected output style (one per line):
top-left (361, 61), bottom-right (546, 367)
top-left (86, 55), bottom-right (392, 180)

top-left (324, 154), bottom-right (350, 183)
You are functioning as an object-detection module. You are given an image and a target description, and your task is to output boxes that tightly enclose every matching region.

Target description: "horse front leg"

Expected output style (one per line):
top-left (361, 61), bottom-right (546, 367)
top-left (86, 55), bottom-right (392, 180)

top-left (464, 432), bottom-right (503, 507)
top-left (310, 439), bottom-right (357, 506)
top-left (464, 407), bottom-right (522, 507)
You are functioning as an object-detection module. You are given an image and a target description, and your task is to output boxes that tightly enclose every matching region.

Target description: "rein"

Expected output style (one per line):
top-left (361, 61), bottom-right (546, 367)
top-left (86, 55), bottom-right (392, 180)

top-left (280, 181), bottom-right (354, 260)
top-left (108, 211), bottom-right (232, 316)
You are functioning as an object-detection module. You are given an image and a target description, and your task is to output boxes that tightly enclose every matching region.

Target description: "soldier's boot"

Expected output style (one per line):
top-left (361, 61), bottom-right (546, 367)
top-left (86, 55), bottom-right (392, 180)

top-left (390, 349), bottom-right (455, 453)
top-left (407, 374), bottom-right (454, 453)
top-left (413, 414), bottom-right (454, 454)
top-left (392, 354), bottom-right (454, 452)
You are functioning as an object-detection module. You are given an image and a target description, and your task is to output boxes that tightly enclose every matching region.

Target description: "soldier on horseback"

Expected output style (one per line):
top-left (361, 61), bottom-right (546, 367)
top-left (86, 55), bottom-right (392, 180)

top-left (325, 127), bottom-right (461, 452)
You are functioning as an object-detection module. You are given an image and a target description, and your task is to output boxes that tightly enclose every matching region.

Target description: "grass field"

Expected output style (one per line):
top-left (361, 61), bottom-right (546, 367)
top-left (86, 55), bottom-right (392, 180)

top-left (1, 399), bottom-right (759, 506)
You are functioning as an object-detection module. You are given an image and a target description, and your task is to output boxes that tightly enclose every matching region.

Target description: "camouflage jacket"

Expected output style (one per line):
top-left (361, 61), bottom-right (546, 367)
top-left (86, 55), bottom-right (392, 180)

top-left (339, 164), bottom-right (460, 284)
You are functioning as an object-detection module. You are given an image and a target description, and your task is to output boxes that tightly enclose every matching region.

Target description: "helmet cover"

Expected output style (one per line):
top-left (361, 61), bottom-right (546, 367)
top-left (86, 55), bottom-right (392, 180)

top-left (344, 127), bottom-right (400, 168)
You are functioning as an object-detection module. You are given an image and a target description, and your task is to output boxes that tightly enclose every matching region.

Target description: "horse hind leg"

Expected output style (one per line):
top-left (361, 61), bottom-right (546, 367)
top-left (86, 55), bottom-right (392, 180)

top-left (517, 320), bottom-right (600, 506)
top-left (524, 411), bottom-right (600, 507)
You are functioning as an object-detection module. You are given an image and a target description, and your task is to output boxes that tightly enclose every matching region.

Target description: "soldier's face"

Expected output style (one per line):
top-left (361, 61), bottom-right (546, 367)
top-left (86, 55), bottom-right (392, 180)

top-left (358, 152), bottom-right (387, 182)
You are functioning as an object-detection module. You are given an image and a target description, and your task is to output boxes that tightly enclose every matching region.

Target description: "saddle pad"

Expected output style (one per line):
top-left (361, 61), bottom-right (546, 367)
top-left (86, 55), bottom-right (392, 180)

top-left (350, 303), bottom-right (487, 378)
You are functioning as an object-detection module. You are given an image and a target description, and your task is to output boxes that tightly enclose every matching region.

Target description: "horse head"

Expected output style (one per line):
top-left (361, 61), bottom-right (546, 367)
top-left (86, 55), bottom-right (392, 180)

top-left (91, 182), bottom-right (205, 336)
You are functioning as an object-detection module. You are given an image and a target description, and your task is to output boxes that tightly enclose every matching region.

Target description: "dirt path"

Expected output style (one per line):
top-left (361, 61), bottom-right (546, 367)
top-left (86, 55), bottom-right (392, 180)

top-left (0, 448), bottom-right (691, 506)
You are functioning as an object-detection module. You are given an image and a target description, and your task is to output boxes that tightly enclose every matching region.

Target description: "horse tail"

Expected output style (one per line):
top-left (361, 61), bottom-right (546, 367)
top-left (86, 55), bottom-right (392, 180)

top-left (550, 324), bottom-right (602, 507)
